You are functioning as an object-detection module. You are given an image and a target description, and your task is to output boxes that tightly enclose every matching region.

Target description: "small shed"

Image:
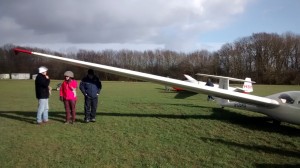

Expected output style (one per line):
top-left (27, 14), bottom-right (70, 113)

top-left (11, 73), bottom-right (31, 80)
top-left (0, 74), bottom-right (10, 79)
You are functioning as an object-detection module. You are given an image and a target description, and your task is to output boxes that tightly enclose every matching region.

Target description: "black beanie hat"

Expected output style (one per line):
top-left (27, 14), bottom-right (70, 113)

top-left (88, 69), bottom-right (94, 75)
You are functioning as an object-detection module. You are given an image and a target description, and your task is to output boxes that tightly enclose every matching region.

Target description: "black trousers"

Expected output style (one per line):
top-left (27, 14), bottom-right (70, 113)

top-left (84, 97), bottom-right (98, 120)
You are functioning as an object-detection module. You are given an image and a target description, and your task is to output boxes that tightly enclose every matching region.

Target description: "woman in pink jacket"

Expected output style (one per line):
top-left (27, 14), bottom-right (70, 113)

top-left (60, 71), bottom-right (78, 124)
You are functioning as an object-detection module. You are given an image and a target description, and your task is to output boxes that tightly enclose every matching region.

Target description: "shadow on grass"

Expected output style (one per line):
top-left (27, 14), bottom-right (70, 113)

top-left (0, 111), bottom-right (84, 124)
top-left (0, 111), bottom-right (37, 124)
top-left (174, 91), bottom-right (199, 99)
top-left (99, 107), bottom-right (300, 136)
top-left (100, 111), bottom-right (209, 120)
top-left (131, 102), bottom-right (212, 109)
top-left (210, 108), bottom-right (300, 136)
top-left (155, 88), bottom-right (199, 99)
top-left (200, 136), bottom-right (300, 160)
top-left (0, 108), bottom-right (299, 136)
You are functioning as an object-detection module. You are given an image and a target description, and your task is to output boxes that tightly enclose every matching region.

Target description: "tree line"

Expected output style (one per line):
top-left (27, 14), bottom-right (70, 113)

top-left (0, 32), bottom-right (299, 84)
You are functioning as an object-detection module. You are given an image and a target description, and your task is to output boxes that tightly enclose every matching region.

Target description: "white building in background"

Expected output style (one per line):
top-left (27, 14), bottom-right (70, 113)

top-left (0, 74), bottom-right (10, 79)
top-left (11, 73), bottom-right (31, 79)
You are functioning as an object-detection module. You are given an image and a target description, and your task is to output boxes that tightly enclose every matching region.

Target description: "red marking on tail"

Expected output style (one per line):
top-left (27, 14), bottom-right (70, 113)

top-left (13, 48), bottom-right (32, 55)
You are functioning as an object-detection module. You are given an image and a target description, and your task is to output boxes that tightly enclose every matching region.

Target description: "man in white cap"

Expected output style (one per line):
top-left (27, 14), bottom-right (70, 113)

top-left (35, 66), bottom-right (50, 124)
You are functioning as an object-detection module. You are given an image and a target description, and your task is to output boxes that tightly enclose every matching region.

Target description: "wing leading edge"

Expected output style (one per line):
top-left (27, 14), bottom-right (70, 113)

top-left (14, 48), bottom-right (279, 107)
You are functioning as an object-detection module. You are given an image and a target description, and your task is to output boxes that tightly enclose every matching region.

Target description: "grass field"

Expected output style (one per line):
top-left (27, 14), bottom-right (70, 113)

top-left (0, 80), bottom-right (299, 167)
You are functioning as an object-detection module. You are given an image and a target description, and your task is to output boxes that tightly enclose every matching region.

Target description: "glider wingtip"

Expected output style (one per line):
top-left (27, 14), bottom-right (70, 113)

top-left (13, 48), bottom-right (32, 55)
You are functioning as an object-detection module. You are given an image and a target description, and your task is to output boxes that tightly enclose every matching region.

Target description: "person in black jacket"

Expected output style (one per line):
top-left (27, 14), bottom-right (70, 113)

top-left (205, 78), bottom-right (215, 101)
top-left (35, 66), bottom-right (51, 124)
top-left (80, 69), bottom-right (102, 123)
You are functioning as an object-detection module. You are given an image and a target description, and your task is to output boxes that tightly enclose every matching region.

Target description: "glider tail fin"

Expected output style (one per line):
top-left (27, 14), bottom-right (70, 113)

top-left (242, 78), bottom-right (253, 93)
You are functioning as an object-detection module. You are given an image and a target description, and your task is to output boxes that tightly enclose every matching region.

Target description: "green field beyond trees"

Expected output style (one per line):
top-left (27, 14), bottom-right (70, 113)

top-left (0, 80), bottom-right (299, 167)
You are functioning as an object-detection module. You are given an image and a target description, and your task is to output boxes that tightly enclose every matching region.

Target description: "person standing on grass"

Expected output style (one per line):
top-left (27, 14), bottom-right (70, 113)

top-left (35, 66), bottom-right (51, 125)
top-left (80, 69), bottom-right (102, 123)
top-left (205, 78), bottom-right (215, 101)
top-left (60, 71), bottom-right (78, 124)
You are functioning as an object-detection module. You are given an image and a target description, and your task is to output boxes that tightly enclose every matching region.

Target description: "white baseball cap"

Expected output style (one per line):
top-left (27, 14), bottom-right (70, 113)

top-left (38, 66), bottom-right (48, 73)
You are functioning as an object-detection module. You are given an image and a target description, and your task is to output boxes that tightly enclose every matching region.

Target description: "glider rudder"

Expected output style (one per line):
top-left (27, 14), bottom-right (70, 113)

top-left (13, 48), bottom-right (32, 55)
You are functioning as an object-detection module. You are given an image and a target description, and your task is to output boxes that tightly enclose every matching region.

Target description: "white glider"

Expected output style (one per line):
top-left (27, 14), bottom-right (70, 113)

top-left (14, 48), bottom-right (300, 125)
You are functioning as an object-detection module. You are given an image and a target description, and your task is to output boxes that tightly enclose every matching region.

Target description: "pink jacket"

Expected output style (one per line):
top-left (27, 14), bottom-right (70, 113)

top-left (59, 79), bottom-right (78, 100)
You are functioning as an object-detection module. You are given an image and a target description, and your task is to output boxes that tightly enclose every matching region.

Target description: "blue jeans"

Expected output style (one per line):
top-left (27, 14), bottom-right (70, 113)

top-left (37, 99), bottom-right (49, 123)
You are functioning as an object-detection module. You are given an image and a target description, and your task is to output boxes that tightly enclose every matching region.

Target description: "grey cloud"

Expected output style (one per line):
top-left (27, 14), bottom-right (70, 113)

top-left (0, 0), bottom-right (249, 52)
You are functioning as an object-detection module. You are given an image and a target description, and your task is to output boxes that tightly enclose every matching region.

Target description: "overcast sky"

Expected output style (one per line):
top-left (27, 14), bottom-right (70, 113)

top-left (1, 0), bottom-right (299, 53)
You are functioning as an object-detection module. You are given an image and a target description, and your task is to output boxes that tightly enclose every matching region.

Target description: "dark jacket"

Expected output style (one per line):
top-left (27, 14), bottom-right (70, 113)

top-left (80, 75), bottom-right (102, 98)
top-left (205, 80), bottom-right (214, 87)
top-left (35, 73), bottom-right (50, 99)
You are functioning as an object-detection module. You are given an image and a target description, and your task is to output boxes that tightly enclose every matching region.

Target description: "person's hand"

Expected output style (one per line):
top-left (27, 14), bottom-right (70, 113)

top-left (45, 75), bottom-right (49, 79)
top-left (60, 96), bottom-right (64, 101)
top-left (85, 94), bottom-right (91, 99)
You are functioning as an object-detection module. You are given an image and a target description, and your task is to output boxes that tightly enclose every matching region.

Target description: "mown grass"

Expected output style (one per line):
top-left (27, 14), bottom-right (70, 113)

top-left (0, 80), bottom-right (299, 167)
